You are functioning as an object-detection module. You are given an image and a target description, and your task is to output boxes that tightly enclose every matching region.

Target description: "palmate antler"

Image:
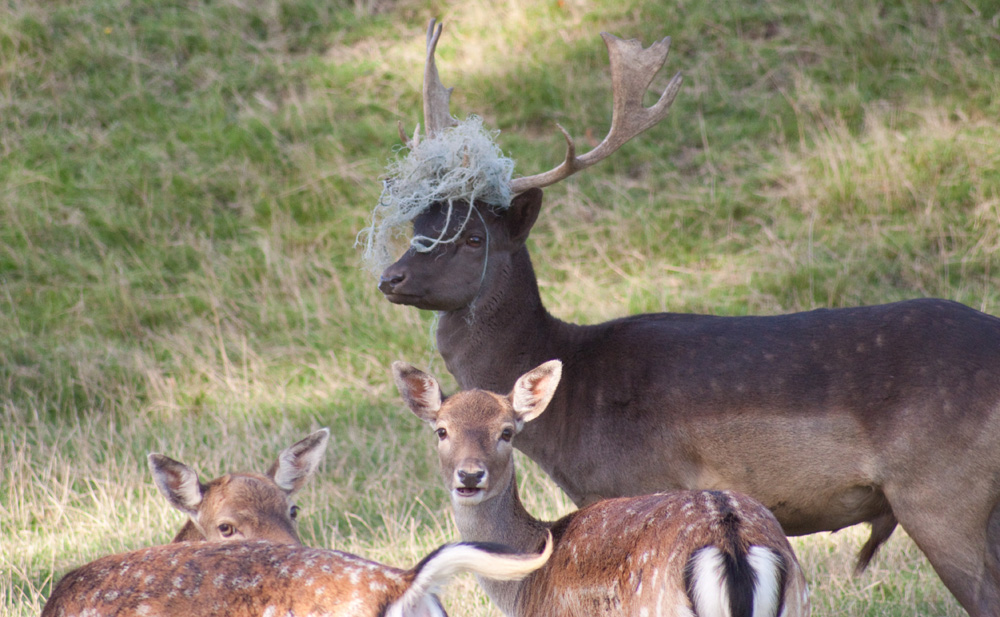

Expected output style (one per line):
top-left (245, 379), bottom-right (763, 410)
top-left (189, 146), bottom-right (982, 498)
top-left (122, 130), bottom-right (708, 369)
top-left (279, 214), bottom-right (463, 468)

top-left (398, 19), bottom-right (458, 147)
top-left (510, 33), bottom-right (683, 194)
top-left (403, 20), bottom-right (682, 193)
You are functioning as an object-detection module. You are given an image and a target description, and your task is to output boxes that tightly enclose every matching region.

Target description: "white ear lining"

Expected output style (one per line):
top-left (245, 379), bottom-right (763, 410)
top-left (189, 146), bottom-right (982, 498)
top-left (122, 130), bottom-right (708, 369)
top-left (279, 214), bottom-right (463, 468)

top-left (511, 360), bottom-right (562, 423)
top-left (148, 454), bottom-right (204, 516)
top-left (413, 373), bottom-right (443, 417)
top-left (393, 361), bottom-right (443, 422)
top-left (271, 429), bottom-right (329, 493)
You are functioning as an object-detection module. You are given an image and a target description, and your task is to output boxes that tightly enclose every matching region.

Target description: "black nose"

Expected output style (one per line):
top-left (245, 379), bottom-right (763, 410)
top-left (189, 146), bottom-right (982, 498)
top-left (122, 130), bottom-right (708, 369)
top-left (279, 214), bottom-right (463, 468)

top-left (458, 469), bottom-right (485, 488)
top-left (379, 273), bottom-right (404, 294)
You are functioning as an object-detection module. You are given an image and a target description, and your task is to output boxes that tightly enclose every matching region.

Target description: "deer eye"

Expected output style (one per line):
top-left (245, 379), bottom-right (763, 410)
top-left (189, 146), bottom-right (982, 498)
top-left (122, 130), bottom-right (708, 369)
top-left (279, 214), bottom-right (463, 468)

top-left (436, 427), bottom-right (448, 440)
top-left (466, 234), bottom-right (484, 248)
top-left (500, 427), bottom-right (514, 442)
top-left (218, 523), bottom-right (236, 538)
top-left (290, 505), bottom-right (300, 520)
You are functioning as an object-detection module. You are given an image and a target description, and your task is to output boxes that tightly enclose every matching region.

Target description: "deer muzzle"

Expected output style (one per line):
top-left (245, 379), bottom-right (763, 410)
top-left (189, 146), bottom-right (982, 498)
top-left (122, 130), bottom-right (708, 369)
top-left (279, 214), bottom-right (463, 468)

top-left (378, 272), bottom-right (405, 294)
top-left (453, 466), bottom-right (487, 502)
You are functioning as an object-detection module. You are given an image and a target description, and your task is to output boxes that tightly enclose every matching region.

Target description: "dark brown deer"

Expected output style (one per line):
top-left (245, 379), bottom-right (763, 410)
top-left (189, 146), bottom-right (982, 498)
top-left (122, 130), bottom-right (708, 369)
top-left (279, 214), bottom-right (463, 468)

top-left (376, 20), bottom-right (1000, 617)
top-left (394, 359), bottom-right (810, 617)
top-left (41, 534), bottom-right (552, 617)
top-left (148, 428), bottom-right (329, 543)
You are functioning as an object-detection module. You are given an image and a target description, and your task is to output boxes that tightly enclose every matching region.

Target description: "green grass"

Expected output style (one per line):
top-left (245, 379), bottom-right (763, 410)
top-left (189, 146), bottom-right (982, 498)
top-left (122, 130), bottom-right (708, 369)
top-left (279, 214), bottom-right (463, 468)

top-left (2, 0), bottom-right (998, 615)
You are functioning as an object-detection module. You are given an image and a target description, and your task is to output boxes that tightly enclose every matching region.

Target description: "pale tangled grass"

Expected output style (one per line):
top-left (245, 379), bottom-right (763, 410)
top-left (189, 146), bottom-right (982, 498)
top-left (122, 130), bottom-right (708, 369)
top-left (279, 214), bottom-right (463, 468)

top-left (357, 116), bottom-right (515, 275)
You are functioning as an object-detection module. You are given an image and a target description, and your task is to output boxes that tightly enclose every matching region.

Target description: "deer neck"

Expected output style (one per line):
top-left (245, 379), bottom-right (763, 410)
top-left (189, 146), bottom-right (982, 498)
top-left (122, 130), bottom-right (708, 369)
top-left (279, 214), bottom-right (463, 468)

top-left (436, 246), bottom-right (564, 392)
top-left (450, 472), bottom-right (550, 617)
top-left (436, 246), bottom-right (588, 504)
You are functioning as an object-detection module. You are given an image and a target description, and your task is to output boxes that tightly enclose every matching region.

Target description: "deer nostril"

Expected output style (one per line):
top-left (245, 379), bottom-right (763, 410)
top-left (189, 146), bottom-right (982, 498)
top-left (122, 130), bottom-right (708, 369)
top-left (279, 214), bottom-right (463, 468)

top-left (378, 273), bottom-right (405, 294)
top-left (457, 469), bottom-right (485, 488)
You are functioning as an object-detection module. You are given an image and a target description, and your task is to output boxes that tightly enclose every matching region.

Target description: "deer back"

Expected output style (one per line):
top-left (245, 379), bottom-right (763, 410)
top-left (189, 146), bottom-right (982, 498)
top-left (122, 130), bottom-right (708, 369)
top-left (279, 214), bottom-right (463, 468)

top-left (41, 541), bottom-right (411, 617)
top-left (41, 537), bottom-right (553, 617)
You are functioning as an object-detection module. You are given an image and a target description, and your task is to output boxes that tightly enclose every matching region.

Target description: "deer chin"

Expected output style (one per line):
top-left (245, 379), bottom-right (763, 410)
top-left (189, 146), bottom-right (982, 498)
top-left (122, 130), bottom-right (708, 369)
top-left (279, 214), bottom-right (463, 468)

top-left (381, 291), bottom-right (467, 312)
top-left (452, 486), bottom-right (486, 505)
top-left (380, 291), bottom-right (425, 306)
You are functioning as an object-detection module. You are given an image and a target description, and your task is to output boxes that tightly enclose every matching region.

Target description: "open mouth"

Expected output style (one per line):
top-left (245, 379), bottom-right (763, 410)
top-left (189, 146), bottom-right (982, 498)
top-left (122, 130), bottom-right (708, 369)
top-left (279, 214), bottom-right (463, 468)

top-left (454, 487), bottom-right (482, 498)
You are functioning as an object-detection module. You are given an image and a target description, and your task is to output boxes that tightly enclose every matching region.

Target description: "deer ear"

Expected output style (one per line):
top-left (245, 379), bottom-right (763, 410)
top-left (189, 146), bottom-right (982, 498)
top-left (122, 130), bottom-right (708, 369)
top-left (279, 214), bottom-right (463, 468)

top-left (506, 188), bottom-right (543, 244)
top-left (393, 361), bottom-right (444, 423)
top-left (148, 453), bottom-right (205, 516)
top-left (268, 428), bottom-right (330, 494)
top-left (511, 360), bottom-right (562, 426)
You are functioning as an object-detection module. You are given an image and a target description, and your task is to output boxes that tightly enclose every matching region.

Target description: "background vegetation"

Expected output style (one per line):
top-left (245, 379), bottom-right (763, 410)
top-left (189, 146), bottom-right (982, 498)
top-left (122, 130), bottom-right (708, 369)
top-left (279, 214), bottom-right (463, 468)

top-left (2, 0), bottom-right (998, 614)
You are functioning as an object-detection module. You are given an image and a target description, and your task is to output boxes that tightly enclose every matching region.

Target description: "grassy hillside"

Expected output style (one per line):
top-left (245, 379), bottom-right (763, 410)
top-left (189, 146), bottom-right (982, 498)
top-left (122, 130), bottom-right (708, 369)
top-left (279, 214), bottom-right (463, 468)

top-left (2, 0), bottom-right (998, 614)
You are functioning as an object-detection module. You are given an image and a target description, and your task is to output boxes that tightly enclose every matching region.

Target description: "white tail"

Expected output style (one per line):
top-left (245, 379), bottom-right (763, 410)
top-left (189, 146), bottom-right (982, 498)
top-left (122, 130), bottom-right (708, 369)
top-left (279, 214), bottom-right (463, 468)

top-left (41, 535), bottom-right (552, 617)
top-left (148, 428), bottom-right (329, 543)
top-left (394, 360), bottom-right (810, 617)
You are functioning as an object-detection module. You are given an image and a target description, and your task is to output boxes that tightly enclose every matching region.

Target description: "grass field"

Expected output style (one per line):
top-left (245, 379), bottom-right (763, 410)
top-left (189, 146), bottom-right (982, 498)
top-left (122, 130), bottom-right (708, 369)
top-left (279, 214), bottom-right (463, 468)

top-left (2, 0), bottom-right (999, 614)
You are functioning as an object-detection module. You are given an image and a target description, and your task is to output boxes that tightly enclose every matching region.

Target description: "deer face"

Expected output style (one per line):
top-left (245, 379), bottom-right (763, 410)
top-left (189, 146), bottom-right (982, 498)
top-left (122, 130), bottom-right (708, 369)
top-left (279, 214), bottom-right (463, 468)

top-left (193, 472), bottom-right (303, 542)
top-left (379, 200), bottom-right (490, 311)
top-left (378, 190), bottom-right (543, 311)
top-left (434, 390), bottom-right (521, 506)
top-left (393, 360), bottom-right (562, 507)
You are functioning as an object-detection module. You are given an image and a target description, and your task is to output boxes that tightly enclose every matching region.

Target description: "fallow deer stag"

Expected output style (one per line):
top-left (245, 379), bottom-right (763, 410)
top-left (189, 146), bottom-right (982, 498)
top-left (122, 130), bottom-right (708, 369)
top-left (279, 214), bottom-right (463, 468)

top-left (41, 534), bottom-right (552, 617)
top-left (394, 360), bottom-right (810, 617)
top-left (148, 428), bottom-right (329, 543)
top-left (373, 20), bottom-right (1000, 617)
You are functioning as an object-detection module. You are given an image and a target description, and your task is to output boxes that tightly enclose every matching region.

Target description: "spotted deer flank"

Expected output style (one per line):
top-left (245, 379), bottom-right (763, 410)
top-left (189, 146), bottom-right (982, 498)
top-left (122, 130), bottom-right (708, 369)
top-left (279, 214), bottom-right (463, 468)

top-left (149, 428), bottom-right (329, 544)
top-left (41, 534), bottom-right (552, 617)
top-left (394, 359), bottom-right (810, 617)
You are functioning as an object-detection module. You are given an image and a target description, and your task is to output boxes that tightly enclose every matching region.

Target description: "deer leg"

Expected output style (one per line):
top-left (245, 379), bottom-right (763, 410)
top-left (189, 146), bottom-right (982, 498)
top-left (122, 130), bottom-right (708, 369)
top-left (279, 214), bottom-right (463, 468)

top-left (979, 500), bottom-right (1000, 615)
top-left (903, 525), bottom-right (987, 616)
top-left (890, 500), bottom-right (993, 617)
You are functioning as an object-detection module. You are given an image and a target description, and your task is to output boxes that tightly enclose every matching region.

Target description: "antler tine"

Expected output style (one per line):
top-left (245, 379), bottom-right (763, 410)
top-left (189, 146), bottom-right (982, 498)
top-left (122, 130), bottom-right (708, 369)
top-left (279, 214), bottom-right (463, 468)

top-left (510, 33), bottom-right (683, 195)
top-left (397, 120), bottom-right (412, 147)
top-left (423, 18), bottom-right (458, 140)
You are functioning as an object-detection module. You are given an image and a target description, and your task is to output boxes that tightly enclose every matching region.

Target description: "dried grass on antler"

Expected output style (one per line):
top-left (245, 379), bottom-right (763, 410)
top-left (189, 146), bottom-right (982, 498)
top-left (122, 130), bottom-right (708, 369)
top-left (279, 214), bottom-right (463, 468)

top-left (357, 116), bottom-right (515, 275)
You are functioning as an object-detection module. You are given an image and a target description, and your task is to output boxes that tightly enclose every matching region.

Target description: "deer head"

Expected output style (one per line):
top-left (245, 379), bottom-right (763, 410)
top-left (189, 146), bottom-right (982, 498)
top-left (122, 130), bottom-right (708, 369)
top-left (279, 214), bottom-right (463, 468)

top-left (393, 359), bottom-right (561, 506)
top-left (148, 428), bottom-right (329, 543)
top-left (371, 21), bottom-right (681, 305)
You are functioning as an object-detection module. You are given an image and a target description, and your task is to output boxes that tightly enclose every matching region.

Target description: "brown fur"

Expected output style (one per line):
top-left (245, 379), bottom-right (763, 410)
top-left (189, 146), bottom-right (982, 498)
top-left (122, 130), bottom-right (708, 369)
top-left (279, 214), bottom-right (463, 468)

top-left (41, 537), bottom-right (552, 617)
top-left (166, 472), bottom-right (301, 543)
top-left (42, 541), bottom-right (409, 617)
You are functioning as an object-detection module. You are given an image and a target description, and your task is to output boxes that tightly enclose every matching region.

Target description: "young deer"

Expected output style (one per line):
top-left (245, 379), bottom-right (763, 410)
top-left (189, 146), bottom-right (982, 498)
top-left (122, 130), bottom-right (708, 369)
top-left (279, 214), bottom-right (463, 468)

top-left (41, 534), bottom-right (553, 617)
top-left (148, 428), bottom-right (329, 544)
top-left (394, 360), bottom-right (810, 617)
top-left (376, 21), bottom-right (1000, 616)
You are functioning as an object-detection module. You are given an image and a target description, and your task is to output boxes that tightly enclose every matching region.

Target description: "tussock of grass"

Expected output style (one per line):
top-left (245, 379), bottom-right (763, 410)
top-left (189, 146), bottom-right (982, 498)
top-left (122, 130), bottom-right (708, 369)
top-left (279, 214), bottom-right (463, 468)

top-left (3, 0), bottom-right (998, 615)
